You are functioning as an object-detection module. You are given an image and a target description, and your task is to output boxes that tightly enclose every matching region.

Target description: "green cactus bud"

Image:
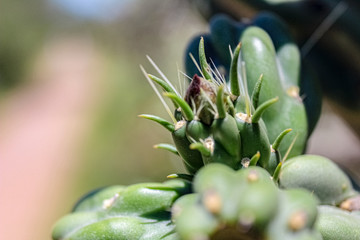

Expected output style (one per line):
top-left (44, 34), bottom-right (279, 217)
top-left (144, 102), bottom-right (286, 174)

top-left (174, 204), bottom-right (219, 240)
top-left (279, 155), bottom-right (358, 205)
top-left (186, 119), bottom-right (210, 142)
top-left (265, 189), bottom-right (320, 240)
top-left (200, 138), bottom-right (240, 169)
top-left (194, 163), bottom-right (245, 222)
top-left (172, 120), bottom-right (204, 174)
top-left (171, 193), bottom-right (199, 221)
top-left (237, 181), bottom-right (278, 229)
top-left (236, 166), bottom-right (274, 184)
top-left (173, 163), bottom-right (322, 240)
top-left (185, 74), bottom-right (216, 125)
top-left (211, 113), bottom-right (241, 158)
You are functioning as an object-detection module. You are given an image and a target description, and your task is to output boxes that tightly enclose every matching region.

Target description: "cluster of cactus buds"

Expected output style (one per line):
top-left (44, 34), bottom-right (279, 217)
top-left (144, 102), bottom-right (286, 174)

top-left (172, 164), bottom-right (321, 240)
top-left (141, 31), bottom-right (297, 176)
top-left (52, 14), bottom-right (360, 240)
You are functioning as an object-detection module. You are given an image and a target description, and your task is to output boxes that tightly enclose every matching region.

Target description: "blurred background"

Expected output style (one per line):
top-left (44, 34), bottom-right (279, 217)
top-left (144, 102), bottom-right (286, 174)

top-left (0, 0), bottom-right (359, 239)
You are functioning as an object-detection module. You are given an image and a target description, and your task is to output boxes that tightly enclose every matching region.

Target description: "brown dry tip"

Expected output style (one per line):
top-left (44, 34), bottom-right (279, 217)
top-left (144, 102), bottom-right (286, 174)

top-left (270, 145), bottom-right (275, 153)
top-left (241, 158), bottom-right (250, 168)
top-left (340, 195), bottom-right (360, 211)
top-left (236, 112), bottom-right (252, 123)
top-left (175, 120), bottom-right (186, 130)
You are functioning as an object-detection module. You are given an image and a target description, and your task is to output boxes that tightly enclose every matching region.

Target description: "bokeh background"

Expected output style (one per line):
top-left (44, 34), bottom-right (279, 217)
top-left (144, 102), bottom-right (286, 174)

top-left (1, 0), bottom-right (359, 239)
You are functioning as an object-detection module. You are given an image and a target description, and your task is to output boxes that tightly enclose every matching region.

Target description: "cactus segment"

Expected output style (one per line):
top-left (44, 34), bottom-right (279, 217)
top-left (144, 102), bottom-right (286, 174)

top-left (172, 121), bottom-right (204, 174)
top-left (186, 120), bottom-right (210, 142)
top-left (239, 26), bottom-right (308, 158)
top-left (139, 114), bottom-right (175, 132)
top-left (201, 139), bottom-right (240, 169)
top-left (235, 111), bottom-right (271, 170)
top-left (174, 203), bottom-right (219, 240)
top-left (172, 164), bottom-right (321, 240)
top-left (211, 113), bottom-right (241, 158)
top-left (72, 186), bottom-right (125, 212)
top-left (279, 155), bottom-right (358, 205)
top-left (237, 180), bottom-right (279, 229)
top-left (266, 189), bottom-right (320, 240)
top-left (52, 180), bottom-right (191, 240)
top-left (316, 206), bottom-right (360, 240)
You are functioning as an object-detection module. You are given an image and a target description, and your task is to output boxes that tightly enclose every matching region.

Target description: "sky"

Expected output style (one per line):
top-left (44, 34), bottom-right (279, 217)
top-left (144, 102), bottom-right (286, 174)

top-left (50, 0), bottom-right (136, 21)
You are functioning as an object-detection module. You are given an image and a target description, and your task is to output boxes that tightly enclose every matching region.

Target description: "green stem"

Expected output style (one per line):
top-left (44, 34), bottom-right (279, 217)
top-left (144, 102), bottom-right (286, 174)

top-left (249, 151), bottom-right (260, 166)
top-left (139, 114), bottom-right (175, 132)
top-left (163, 93), bottom-right (194, 121)
top-left (251, 74), bottom-right (264, 109)
top-left (272, 162), bottom-right (282, 183)
top-left (226, 97), bottom-right (236, 117)
top-left (167, 174), bottom-right (194, 181)
top-left (190, 142), bottom-right (211, 157)
top-left (230, 43), bottom-right (241, 96)
top-left (251, 97), bottom-right (279, 123)
top-left (272, 128), bottom-right (292, 151)
top-left (216, 85), bottom-right (226, 119)
top-left (199, 37), bottom-right (212, 81)
top-left (153, 143), bottom-right (179, 155)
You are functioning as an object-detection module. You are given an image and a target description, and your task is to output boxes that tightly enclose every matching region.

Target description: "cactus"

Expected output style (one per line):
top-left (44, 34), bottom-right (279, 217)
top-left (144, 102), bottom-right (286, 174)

top-left (316, 206), bottom-right (360, 240)
top-left (52, 13), bottom-right (360, 240)
top-left (185, 13), bottom-right (322, 158)
top-left (52, 180), bottom-right (191, 240)
top-left (172, 163), bottom-right (321, 240)
top-left (278, 155), bottom-right (358, 205)
top-left (141, 32), bottom-right (304, 175)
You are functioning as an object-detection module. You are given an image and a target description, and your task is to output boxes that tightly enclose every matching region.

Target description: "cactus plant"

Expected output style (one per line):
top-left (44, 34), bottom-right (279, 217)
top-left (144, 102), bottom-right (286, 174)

top-left (52, 13), bottom-right (360, 240)
top-left (190, 0), bottom-right (360, 140)
top-left (184, 13), bottom-right (322, 158)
